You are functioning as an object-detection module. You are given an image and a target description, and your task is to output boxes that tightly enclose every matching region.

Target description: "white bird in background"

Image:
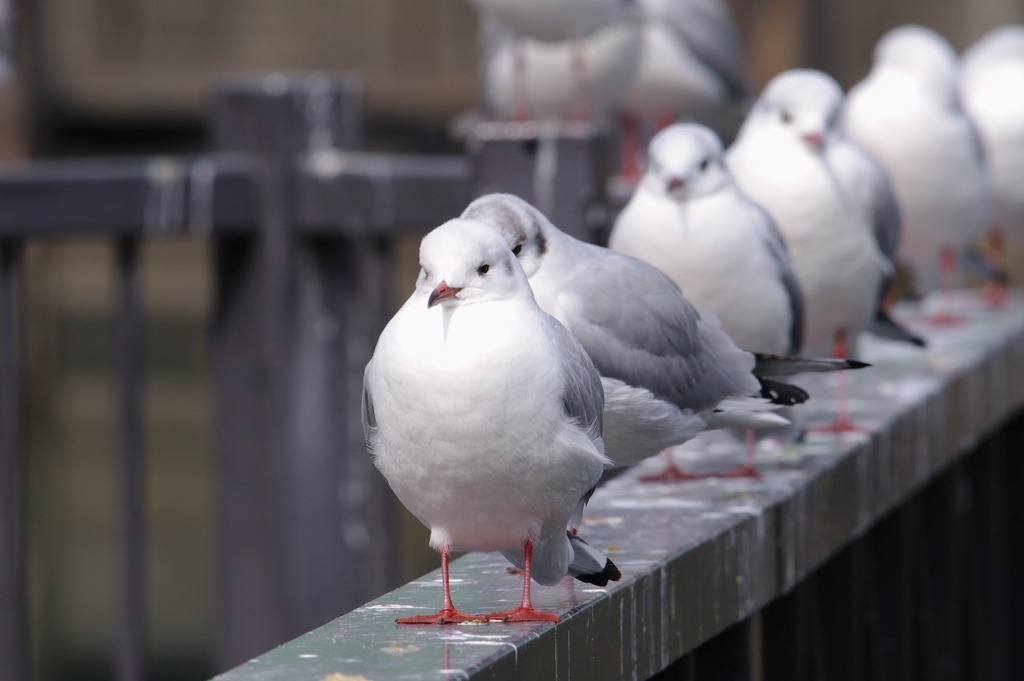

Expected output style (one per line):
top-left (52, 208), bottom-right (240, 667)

top-left (468, 0), bottom-right (636, 43)
top-left (961, 26), bottom-right (1024, 242)
top-left (472, 0), bottom-right (641, 121)
top-left (727, 69), bottom-right (893, 363)
top-left (623, 0), bottom-right (749, 122)
top-left (480, 16), bottom-right (642, 122)
top-left (843, 25), bottom-right (992, 296)
top-left (363, 219), bottom-right (620, 624)
top-left (463, 194), bottom-right (866, 479)
top-left (609, 123), bottom-right (802, 477)
top-left (610, 123), bottom-right (802, 358)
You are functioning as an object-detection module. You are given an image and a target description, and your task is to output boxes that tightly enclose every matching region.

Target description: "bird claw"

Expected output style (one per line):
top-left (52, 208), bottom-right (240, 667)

top-left (808, 415), bottom-right (867, 434)
top-left (640, 465), bottom-right (704, 482)
top-left (480, 606), bottom-right (559, 623)
top-left (396, 609), bottom-right (484, 625)
top-left (641, 464), bottom-right (759, 482)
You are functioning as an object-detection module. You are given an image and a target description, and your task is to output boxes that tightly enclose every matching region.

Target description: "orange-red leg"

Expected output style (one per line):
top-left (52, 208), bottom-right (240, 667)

top-left (483, 541), bottom-right (559, 622)
top-left (569, 41), bottom-right (591, 121)
top-left (396, 548), bottom-right (480, 624)
top-left (512, 40), bottom-right (531, 122)
top-left (983, 228), bottom-right (1007, 308)
top-left (927, 246), bottom-right (965, 325)
top-left (809, 328), bottom-right (866, 434)
top-left (640, 439), bottom-right (760, 482)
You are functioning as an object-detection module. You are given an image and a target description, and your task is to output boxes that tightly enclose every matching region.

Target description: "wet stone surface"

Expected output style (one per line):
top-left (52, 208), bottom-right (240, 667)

top-left (214, 290), bottom-right (1024, 681)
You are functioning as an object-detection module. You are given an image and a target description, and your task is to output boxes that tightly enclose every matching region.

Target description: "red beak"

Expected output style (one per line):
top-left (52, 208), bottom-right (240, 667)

top-left (802, 132), bottom-right (823, 150)
top-left (667, 176), bottom-right (685, 191)
top-left (428, 281), bottom-right (462, 308)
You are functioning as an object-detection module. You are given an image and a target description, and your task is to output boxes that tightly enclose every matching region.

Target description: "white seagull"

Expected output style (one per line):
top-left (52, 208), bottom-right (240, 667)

top-left (462, 194), bottom-right (866, 477)
top-left (610, 122), bottom-right (802, 357)
top-left (727, 69), bottom-right (893, 361)
top-left (479, 15), bottom-right (642, 122)
top-left (843, 25), bottom-right (992, 295)
top-left (363, 219), bottom-right (620, 624)
top-left (622, 0), bottom-right (749, 122)
top-left (468, 0), bottom-right (635, 42)
top-left (961, 26), bottom-right (1024, 240)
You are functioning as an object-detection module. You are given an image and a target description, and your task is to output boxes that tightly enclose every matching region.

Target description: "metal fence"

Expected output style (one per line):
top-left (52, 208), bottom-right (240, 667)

top-left (210, 294), bottom-right (1024, 681)
top-left (0, 72), bottom-right (614, 681)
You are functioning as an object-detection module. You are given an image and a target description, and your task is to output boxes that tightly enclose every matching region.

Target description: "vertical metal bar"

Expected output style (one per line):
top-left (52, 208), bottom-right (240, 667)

top-left (692, 620), bottom-right (752, 681)
top-left (0, 240), bottom-right (26, 681)
top-left (117, 236), bottom-right (144, 681)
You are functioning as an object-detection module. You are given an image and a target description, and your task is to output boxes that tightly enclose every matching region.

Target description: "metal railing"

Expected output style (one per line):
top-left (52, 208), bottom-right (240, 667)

top-left (0, 72), bottom-right (613, 680)
top-left (210, 295), bottom-right (1024, 681)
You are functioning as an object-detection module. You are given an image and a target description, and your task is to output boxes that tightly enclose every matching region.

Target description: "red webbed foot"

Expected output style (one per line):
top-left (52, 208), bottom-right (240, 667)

top-left (396, 608), bottom-right (483, 625)
top-left (482, 606), bottom-right (559, 623)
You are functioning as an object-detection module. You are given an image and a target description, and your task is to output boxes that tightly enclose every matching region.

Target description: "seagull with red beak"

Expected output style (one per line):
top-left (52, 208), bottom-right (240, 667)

top-left (611, 122), bottom-right (802, 358)
top-left (463, 193), bottom-right (871, 479)
top-left (363, 218), bottom-right (619, 624)
top-left (726, 69), bottom-right (896, 361)
top-left (844, 26), bottom-right (992, 296)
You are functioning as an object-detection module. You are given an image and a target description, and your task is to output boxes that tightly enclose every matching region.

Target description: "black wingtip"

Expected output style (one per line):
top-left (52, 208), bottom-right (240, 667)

top-left (758, 378), bottom-right (809, 406)
top-left (573, 558), bottom-right (622, 587)
top-left (846, 360), bottom-right (871, 369)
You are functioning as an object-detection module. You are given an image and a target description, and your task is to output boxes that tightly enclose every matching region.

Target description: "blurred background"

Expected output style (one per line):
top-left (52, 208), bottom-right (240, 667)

top-left (1, 0), bottom-right (1021, 679)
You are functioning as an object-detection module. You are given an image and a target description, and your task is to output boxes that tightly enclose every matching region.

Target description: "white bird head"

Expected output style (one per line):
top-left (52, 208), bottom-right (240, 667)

top-left (962, 25), bottom-right (1024, 81)
top-left (460, 194), bottom-right (551, 278)
top-left (642, 123), bottom-right (731, 201)
top-left (738, 69), bottom-right (843, 154)
top-left (871, 25), bottom-right (959, 104)
top-left (417, 218), bottom-right (531, 309)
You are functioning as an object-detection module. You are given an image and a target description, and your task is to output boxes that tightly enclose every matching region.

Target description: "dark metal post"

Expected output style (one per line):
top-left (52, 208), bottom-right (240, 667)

top-left (117, 237), bottom-right (144, 681)
top-left (467, 120), bottom-right (609, 244)
top-left (211, 73), bottom-right (399, 671)
top-left (0, 240), bottom-right (25, 681)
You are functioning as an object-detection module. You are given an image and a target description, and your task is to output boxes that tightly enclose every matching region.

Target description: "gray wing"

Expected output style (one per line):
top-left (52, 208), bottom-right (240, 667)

top-left (752, 204), bottom-right (804, 355)
top-left (562, 248), bottom-right (751, 412)
top-left (361, 363), bottom-right (378, 454)
top-left (866, 155), bottom-right (901, 262)
top-left (643, 0), bottom-right (749, 97)
top-left (544, 315), bottom-right (605, 446)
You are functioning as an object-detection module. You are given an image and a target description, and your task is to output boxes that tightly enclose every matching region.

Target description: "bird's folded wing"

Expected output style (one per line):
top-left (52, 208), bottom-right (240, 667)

top-left (361, 363), bottom-right (379, 456)
top-left (544, 314), bottom-right (606, 449)
top-left (752, 204), bottom-right (805, 355)
top-left (562, 250), bottom-right (754, 412)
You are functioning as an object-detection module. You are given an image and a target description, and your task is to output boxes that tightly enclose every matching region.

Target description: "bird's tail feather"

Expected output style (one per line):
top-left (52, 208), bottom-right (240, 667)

top-left (500, 531), bottom-right (620, 588)
top-left (868, 308), bottom-right (926, 347)
top-left (758, 377), bottom-right (809, 405)
top-left (567, 533), bottom-right (621, 587)
top-left (752, 353), bottom-right (870, 376)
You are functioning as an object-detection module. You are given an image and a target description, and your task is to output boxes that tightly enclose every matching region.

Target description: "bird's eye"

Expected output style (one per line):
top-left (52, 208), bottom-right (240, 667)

top-left (477, 264), bottom-right (490, 275)
top-left (512, 244), bottom-right (523, 256)
top-left (700, 158), bottom-right (709, 171)
top-left (780, 109), bottom-right (792, 124)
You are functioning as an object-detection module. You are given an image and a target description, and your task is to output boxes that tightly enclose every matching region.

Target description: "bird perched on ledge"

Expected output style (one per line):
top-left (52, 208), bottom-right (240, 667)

top-left (843, 26), bottom-right (992, 296)
top-left (611, 122), bottom-right (802, 358)
top-left (363, 219), bottom-right (619, 624)
top-left (727, 69), bottom-right (903, 361)
top-left (462, 194), bottom-right (866, 478)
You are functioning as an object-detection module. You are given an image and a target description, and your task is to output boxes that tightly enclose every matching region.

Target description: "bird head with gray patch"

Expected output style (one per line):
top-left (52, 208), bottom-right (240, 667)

top-left (871, 25), bottom-right (960, 106)
top-left (642, 123), bottom-right (732, 202)
top-left (738, 69), bottom-right (844, 155)
top-left (460, 193), bottom-right (551, 278)
top-left (417, 218), bottom-right (532, 309)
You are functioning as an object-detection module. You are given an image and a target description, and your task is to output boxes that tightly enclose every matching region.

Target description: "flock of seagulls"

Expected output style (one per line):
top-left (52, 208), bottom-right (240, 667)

top-left (361, 2), bottom-right (1024, 624)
